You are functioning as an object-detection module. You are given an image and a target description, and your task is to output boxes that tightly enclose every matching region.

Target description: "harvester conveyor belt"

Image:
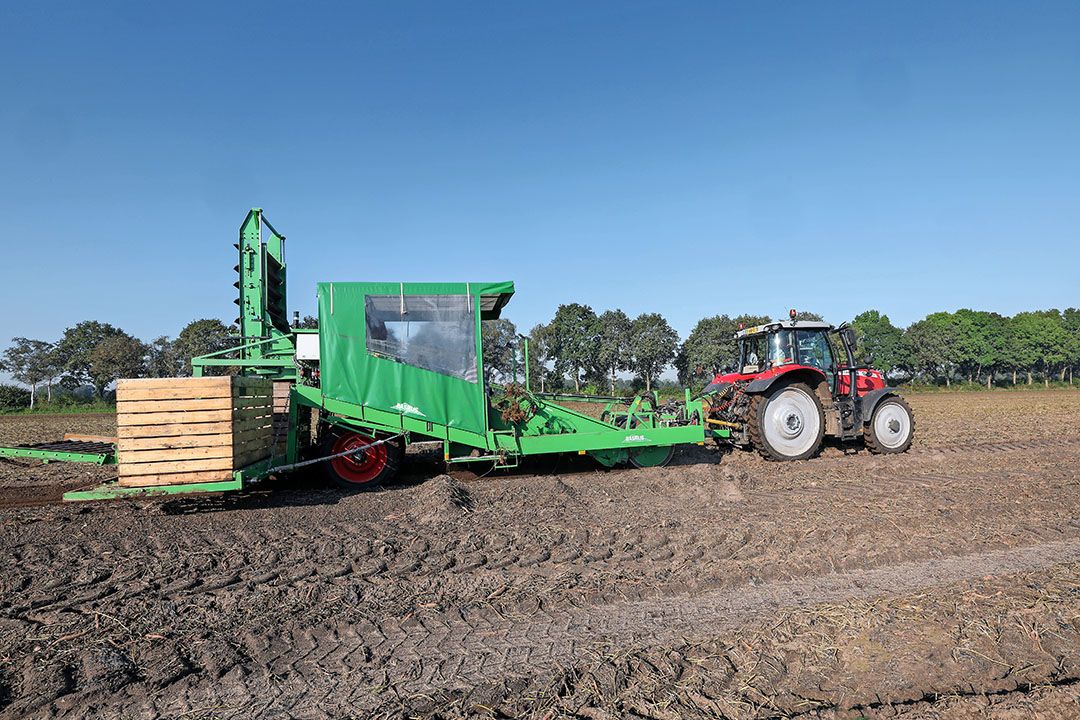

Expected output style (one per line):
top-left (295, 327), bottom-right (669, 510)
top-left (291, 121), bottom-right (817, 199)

top-left (0, 439), bottom-right (117, 465)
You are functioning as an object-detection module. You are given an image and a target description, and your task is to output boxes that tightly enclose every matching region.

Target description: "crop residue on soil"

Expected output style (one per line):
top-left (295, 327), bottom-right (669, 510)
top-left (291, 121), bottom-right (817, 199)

top-left (1, 390), bottom-right (1079, 719)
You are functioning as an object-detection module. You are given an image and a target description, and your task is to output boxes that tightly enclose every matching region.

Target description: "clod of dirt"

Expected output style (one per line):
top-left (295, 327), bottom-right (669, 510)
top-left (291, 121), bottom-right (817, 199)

top-left (78, 648), bottom-right (136, 692)
top-left (404, 475), bottom-right (474, 524)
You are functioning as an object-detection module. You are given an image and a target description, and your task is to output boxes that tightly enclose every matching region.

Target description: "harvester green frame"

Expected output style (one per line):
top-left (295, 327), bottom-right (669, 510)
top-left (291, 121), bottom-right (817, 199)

top-left (7, 209), bottom-right (722, 502)
top-left (289, 279), bottom-right (712, 472)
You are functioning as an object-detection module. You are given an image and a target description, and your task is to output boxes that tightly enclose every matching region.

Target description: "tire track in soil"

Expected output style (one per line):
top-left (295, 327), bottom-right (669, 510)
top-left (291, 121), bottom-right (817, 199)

top-left (152, 537), bottom-right (1080, 715)
top-left (6, 440), bottom-right (1078, 622)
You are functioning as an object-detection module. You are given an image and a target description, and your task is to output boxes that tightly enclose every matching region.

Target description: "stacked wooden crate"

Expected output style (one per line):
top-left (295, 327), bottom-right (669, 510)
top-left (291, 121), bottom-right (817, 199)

top-left (272, 381), bottom-right (292, 455)
top-left (116, 377), bottom-right (274, 487)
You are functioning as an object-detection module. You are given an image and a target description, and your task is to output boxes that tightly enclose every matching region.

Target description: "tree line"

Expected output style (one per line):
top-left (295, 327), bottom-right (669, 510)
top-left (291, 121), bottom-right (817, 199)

top-left (0, 319), bottom-right (233, 408)
top-left (3, 305), bottom-right (1077, 409)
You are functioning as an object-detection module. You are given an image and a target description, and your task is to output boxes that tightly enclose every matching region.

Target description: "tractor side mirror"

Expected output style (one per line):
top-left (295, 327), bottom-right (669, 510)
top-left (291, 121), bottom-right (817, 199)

top-left (841, 327), bottom-right (857, 351)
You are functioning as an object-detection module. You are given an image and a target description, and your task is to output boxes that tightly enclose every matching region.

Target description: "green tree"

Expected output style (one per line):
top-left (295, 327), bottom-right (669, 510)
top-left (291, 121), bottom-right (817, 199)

top-left (1035, 310), bottom-right (1071, 386)
top-left (481, 318), bottom-right (518, 384)
top-left (88, 334), bottom-right (148, 396)
top-left (1005, 312), bottom-right (1042, 385)
top-left (298, 315), bottom-right (319, 329)
top-left (1063, 308), bottom-right (1080, 385)
top-left (850, 310), bottom-right (907, 376)
top-left (906, 312), bottom-right (962, 385)
top-left (174, 319), bottom-right (234, 376)
top-left (1004, 311), bottom-right (1070, 386)
top-left (526, 323), bottom-right (557, 392)
top-left (594, 309), bottom-right (633, 394)
top-left (629, 313), bottom-right (678, 393)
top-left (0, 384), bottom-right (32, 410)
top-left (675, 313), bottom-right (771, 386)
top-left (548, 303), bottom-right (599, 392)
top-left (145, 336), bottom-right (184, 378)
top-left (793, 310), bottom-right (824, 322)
top-left (952, 309), bottom-right (1008, 387)
top-left (0, 338), bottom-right (57, 408)
top-left (55, 321), bottom-right (126, 394)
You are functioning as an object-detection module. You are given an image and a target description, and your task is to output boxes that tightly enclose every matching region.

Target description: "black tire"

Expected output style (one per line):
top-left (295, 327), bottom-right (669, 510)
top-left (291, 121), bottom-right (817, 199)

top-left (747, 381), bottom-right (825, 461)
top-left (864, 396), bottom-right (915, 454)
top-left (320, 429), bottom-right (403, 490)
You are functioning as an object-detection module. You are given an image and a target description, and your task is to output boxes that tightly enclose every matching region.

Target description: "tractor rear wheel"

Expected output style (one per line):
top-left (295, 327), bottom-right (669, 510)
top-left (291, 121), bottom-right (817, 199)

top-left (864, 396), bottom-right (915, 454)
top-left (747, 382), bottom-right (824, 461)
top-left (321, 430), bottom-right (402, 490)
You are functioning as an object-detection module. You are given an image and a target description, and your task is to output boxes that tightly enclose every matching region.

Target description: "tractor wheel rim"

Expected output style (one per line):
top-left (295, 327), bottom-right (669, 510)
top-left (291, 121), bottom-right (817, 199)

top-left (764, 388), bottom-right (820, 456)
top-left (330, 433), bottom-right (388, 484)
top-left (874, 403), bottom-right (911, 448)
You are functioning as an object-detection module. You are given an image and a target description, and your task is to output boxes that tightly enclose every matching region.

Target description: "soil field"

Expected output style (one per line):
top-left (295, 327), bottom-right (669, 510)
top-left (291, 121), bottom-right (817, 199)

top-left (2, 390), bottom-right (1080, 719)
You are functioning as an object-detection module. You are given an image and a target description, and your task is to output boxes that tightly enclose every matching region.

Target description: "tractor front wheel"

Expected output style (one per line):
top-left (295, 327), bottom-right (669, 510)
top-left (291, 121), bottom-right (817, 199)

top-left (864, 396), bottom-right (915, 454)
top-left (321, 430), bottom-right (402, 490)
top-left (747, 382), bottom-right (825, 461)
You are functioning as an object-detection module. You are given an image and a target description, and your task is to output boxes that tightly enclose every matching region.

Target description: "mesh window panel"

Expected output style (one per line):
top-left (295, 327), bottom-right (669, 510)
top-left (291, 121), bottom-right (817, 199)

top-left (365, 294), bottom-right (478, 382)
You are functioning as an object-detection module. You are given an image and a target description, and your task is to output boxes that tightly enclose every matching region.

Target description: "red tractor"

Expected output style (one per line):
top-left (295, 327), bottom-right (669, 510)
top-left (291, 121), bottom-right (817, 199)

top-left (702, 311), bottom-right (914, 461)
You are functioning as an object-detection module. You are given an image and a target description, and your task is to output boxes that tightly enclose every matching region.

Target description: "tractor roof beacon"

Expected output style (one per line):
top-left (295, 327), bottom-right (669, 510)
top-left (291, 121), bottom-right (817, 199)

top-left (701, 310), bottom-right (914, 461)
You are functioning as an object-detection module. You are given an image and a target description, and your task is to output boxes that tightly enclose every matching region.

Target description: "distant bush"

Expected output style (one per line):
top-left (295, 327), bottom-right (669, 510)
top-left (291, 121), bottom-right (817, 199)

top-left (0, 384), bottom-right (31, 410)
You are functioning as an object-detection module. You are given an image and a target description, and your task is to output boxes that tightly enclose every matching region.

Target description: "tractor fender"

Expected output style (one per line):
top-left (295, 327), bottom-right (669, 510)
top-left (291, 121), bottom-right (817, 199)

top-left (743, 367), bottom-right (826, 394)
top-left (858, 388), bottom-right (902, 424)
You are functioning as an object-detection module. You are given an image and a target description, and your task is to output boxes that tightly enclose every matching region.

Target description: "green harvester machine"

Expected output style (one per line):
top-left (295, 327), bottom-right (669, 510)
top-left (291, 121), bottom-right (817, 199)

top-left (1, 210), bottom-right (725, 498)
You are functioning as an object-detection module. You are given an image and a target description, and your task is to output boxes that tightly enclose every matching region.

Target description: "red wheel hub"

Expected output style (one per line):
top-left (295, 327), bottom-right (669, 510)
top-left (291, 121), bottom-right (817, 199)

top-left (330, 433), bottom-right (387, 485)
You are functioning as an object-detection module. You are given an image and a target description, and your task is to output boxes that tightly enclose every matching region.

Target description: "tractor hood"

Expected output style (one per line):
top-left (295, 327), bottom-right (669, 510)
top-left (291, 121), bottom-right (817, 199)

top-left (700, 379), bottom-right (733, 396)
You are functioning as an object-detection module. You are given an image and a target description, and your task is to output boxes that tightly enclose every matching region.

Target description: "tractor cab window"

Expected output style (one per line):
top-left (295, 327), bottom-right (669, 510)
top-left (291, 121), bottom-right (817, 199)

top-left (364, 294), bottom-right (478, 382)
top-left (795, 330), bottom-right (834, 371)
top-left (739, 335), bottom-right (767, 373)
top-left (767, 330), bottom-right (796, 368)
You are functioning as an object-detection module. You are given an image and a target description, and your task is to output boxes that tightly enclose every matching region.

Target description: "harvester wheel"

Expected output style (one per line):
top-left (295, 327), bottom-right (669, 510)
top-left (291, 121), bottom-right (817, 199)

top-left (747, 382), bottom-right (824, 461)
top-left (628, 445), bottom-right (675, 468)
top-left (863, 396), bottom-right (915, 454)
top-left (321, 430), bottom-right (402, 490)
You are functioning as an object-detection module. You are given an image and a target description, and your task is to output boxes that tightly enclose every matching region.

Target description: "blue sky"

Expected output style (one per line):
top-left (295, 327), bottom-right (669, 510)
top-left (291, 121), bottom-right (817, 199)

top-left (2, 1), bottom-right (1078, 349)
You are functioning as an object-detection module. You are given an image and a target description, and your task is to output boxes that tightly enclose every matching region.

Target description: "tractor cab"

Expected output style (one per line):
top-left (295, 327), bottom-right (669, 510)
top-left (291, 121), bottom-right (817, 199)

top-left (710, 315), bottom-right (885, 398)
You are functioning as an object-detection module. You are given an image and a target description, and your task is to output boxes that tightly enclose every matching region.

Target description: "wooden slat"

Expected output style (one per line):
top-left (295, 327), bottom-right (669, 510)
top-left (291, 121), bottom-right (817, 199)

top-left (118, 433), bottom-right (233, 452)
top-left (117, 377), bottom-right (232, 391)
top-left (234, 446), bottom-right (271, 467)
top-left (117, 409), bottom-right (233, 426)
top-left (234, 399), bottom-right (273, 409)
top-left (121, 445), bottom-right (233, 463)
top-left (118, 397), bottom-right (234, 414)
top-left (231, 376), bottom-right (270, 387)
top-left (118, 470), bottom-right (234, 488)
top-left (63, 433), bottom-right (118, 444)
top-left (116, 377), bottom-right (230, 395)
top-left (234, 435), bottom-right (272, 453)
top-left (119, 457), bottom-right (235, 476)
top-left (117, 421), bottom-right (234, 439)
top-left (232, 417), bottom-right (272, 434)
top-left (116, 384), bottom-right (233, 402)
top-left (234, 428), bottom-right (272, 445)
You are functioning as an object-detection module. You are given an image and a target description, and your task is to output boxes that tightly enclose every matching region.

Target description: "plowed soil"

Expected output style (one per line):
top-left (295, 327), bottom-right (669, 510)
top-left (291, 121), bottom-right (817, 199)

top-left (2, 390), bottom-right (1079, 719)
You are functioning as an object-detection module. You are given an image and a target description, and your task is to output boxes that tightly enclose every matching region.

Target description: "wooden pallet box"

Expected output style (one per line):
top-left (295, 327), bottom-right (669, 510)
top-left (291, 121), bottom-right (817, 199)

top-left (116, 377), bottom-right (274, 487)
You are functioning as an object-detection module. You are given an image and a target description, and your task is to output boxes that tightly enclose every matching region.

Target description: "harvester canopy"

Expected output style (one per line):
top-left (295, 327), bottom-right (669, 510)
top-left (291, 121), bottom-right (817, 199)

top-left (317, 281), bottom-right (514, 436)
